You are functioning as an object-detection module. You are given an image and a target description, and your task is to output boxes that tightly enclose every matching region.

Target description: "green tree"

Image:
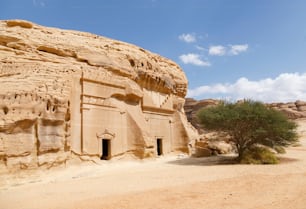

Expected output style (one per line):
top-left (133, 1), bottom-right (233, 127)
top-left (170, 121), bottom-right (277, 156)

top-left (197, 100), bottom-right (298, 163)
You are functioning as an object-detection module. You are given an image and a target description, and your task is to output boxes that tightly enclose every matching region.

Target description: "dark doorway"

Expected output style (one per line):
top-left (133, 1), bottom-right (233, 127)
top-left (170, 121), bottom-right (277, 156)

top-left (101, 139), bottom-right (110, 160)
top-left (156, 138), bottom-right (163, 156)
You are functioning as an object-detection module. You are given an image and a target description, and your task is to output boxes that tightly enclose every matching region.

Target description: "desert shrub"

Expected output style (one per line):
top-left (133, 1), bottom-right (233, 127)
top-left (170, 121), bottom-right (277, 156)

top-left (240, 146), bottom-right (278, 164)
top-left (274, 146), bottom-right (286, 154)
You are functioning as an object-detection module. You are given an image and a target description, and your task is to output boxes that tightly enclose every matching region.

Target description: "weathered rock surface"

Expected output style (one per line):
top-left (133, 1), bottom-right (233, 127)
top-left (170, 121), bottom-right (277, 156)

top-left (184, 98), bottom-right (220, 134)
top-left (0, 20), bottom-right (198, 172)
top-left (267, 101), bottom-right (306, 119)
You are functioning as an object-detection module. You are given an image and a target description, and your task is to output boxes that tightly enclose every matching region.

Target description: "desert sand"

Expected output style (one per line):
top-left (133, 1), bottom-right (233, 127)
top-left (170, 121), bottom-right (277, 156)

top-left (1, 135), bottom-right (306, 209)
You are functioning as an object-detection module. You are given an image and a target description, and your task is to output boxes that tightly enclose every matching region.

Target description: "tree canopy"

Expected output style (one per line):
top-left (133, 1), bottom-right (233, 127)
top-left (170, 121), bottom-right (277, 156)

top-left (197, 100), bottom-right (298, 163)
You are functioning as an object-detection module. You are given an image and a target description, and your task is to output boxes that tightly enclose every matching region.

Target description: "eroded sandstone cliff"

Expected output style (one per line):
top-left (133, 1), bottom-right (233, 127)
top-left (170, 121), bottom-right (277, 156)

top-left (0, 20), bottom-right (198, 172)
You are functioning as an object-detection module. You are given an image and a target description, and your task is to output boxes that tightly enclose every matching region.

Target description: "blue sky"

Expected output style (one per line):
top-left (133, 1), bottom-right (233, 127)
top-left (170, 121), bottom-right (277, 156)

top-left (1, 0), bottom-right (306, 102)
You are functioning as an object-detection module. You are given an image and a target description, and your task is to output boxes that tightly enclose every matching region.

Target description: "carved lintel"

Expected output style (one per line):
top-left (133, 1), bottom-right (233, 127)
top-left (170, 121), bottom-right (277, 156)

top-left (96, 129), bottom-right (116, 140)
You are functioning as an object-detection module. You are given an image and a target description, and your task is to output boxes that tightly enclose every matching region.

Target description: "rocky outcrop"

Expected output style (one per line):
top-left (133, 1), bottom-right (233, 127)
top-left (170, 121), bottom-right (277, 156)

top-left (0, 20), bottom-right (198, 172)
top-left (267, 101), bottom-right (306, 119)
top-left (184, 98), bottom-right (219, 134)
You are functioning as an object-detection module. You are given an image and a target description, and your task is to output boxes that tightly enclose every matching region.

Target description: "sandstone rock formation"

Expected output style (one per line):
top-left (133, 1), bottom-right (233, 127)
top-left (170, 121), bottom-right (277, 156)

top-left (184, 98), bottom-right (219, 134)
top-left (267, 101), bottom-right (306, 119)
top-left (0, 20), bottom-right (198, 172)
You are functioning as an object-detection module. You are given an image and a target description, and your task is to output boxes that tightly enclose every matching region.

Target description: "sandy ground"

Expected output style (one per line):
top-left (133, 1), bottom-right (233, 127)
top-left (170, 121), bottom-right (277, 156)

top-left (1, 138), bottom-right (306, 209)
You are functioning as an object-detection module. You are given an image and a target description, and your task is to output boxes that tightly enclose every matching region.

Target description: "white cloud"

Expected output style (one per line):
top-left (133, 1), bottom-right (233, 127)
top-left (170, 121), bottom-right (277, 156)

top-left (229, 44), bottom-right (249, 55)
top-left (195, 45), bottom-right (206, 51)
top-left (33, 0), bottom-right (46, 7)
top-left (209, 45), bottom-right (226, 56)
top-left (208, 44), bottom-right (248, 56)
top-left (179, 33), bottom-right (196, 43)
top-left (187, 73), bottom-right (306, 102)
top-left (179, 53), bottom-right (211, 67)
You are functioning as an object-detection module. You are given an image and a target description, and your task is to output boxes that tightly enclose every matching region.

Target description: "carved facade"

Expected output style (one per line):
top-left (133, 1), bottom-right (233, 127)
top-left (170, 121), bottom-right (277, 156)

top-left (70, 71), bottom-right (191, 160)
top-left (0, 20), bottom-right (198, 172)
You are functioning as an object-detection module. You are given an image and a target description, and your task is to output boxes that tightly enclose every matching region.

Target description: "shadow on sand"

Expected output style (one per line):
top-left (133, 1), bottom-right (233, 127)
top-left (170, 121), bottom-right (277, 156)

top-left (167, 155), bottom-right (238, 166)
top-left (278, 156), bottom-right (300, 164)
top-left (167, 154), bottom-right (299, 166)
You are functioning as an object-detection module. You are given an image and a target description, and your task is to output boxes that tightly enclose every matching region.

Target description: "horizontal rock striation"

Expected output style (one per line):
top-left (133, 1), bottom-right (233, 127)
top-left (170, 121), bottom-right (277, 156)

top-left (0, 20), bottom-right (197, 172)
top-left (268, 101), bottom-right (306, 119)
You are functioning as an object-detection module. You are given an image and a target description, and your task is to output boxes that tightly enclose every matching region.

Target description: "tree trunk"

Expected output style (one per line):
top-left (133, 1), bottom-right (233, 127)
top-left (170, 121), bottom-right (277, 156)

top-left (237, 146), bottom-right (245, 162)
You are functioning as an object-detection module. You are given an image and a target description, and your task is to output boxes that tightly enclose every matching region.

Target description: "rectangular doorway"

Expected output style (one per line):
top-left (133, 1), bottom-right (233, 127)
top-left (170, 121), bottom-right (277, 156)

top-left (156, 138), bottom-right (163, 156)
top-left (101, 139), bottom-right (111, 160)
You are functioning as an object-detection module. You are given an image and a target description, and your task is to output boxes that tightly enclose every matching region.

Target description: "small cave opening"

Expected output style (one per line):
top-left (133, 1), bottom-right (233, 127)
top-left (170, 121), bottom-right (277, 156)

top-left (128, 59), bottom-right (135, 67)
top-left (3, 106), bottom-right (9, 115)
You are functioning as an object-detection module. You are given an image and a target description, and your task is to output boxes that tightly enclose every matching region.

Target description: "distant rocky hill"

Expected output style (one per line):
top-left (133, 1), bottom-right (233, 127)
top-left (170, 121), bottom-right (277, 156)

top-left (267, 101), bottom-right (306, 119)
